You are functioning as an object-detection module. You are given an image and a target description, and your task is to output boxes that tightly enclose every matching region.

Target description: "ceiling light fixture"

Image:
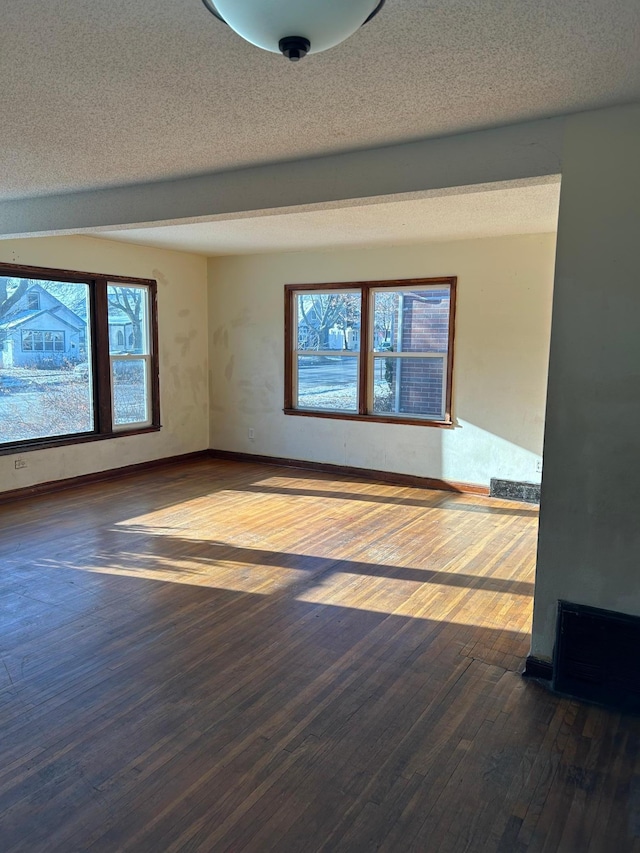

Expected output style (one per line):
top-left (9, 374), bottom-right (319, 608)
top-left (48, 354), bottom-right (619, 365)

top-left (201, 0), bottom-right (386, 62)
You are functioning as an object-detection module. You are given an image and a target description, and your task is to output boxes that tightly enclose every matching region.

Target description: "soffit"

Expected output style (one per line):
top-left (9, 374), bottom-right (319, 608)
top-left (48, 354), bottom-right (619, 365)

top-left (91, 180), bottom-right (560, 255)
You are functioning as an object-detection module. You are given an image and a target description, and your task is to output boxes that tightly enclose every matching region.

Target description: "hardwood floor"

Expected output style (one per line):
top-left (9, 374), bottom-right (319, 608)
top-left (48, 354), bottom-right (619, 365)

top-left (0, 458), bottom-right (638, 852)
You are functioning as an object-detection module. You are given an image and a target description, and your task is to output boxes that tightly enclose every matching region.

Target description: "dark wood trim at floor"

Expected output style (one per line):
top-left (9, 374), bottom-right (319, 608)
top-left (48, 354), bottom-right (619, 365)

top-left (208, 449), bottom-right (490, 497)
top-left (0, 446), bottom-right (496, 508)
top-left (523, 655), bottom-right (553, 680)
top-left (0, 450), bottom-right (210, 506)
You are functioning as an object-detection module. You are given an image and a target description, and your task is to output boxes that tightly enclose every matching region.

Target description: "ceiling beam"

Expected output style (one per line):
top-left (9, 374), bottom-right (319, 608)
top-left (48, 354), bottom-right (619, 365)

top-left (0, 116), bottom-right (564, 238)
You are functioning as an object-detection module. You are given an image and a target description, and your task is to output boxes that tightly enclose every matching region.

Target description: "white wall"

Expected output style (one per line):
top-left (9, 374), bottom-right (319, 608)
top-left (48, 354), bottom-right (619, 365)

top-left (208, 233), bottom-right (555, 487)
top-left (532, 102), bottom-right (640, 661)
top-left (0, 235), bottom-right (209, 493)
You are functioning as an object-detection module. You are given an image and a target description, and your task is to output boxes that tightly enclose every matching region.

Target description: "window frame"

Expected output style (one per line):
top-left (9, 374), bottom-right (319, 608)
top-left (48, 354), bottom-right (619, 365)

top-left (0, 262), bottom-right (160, 456)
top-left (284, 277), bottom-right (456, 428)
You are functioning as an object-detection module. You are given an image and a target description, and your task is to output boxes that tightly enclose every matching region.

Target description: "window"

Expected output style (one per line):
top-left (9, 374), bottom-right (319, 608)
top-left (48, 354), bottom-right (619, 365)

top-left (0, 263), bottom-right (160, 452)
top-left (21, 330), bottom-right (65, 352)
top-left (27, 291), bottom-right (40, 310)
top-left (108, 284), bottom-right (153, 428)
top-left (285, 278), bottom-right (456, 426)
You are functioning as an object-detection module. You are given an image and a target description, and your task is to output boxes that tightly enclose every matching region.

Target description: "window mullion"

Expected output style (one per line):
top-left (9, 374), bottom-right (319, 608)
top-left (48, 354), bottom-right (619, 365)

top-left (358, 286), bottom-right (370, 415)
top-left (92, 278), bottom-right (113, 434)
top-left (110, 354), bottom-right (152, 362)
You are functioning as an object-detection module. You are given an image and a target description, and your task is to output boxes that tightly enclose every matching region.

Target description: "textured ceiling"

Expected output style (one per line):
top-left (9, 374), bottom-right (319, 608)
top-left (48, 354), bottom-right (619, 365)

top-left (92, 180), bottom-right (560, 255)
top-left (1, 0), bottom-right (638, 202)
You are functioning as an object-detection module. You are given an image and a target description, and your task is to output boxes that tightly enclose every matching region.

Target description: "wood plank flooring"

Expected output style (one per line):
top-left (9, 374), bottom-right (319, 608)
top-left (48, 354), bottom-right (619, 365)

top-left (0, 458), bottom-right (639, 852)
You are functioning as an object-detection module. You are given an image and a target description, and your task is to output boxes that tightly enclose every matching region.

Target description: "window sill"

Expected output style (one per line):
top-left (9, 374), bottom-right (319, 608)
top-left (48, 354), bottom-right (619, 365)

top-left (0, 425), bottom-right (162, 457)
top-left (283, 408), bottom-right (454, 429)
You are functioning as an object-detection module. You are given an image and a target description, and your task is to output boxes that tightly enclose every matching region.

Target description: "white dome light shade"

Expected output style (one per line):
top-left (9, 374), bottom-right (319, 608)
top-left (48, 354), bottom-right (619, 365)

top-left (204, 0), bottom-right (384, 59)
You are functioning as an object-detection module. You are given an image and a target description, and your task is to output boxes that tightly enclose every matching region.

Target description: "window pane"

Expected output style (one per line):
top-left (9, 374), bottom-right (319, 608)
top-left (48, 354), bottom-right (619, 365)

top-left (107, 285), bottom-right (149, 355)
top-left (297, 355), bottom-right (358, 411)
top-left (0, 278), bottom-right (93, 443)
top-left (372, 356), bottom-right (445, 419)
top-left (112, 359), bottom-right (148, 425)
top-left (296, 292), bottom-right (361, 352)
top-left (373, 288), bottom-right (450, 353)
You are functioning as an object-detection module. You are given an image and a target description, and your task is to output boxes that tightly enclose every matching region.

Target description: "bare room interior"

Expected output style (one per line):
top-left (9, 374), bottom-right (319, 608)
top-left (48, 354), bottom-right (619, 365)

top-left (1, 1), bottom-right (639, 851)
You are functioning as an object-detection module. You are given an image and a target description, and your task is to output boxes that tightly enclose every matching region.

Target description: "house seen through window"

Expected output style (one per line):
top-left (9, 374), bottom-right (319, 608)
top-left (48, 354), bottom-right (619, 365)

top-left (285, 278), bottom-right (456, 426)
top-left (0, 266), bottom-right (159, 451)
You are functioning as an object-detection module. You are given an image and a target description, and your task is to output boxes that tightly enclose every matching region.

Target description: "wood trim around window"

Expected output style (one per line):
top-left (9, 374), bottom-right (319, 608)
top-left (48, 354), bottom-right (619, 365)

top-left (0, 261), bottom-right (161, 455)
top-left (284, 277), bottom-right (457, 427)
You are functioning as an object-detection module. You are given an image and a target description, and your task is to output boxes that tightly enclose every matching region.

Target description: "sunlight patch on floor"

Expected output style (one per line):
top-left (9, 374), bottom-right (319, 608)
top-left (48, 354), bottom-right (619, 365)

top-left (295, 572), bottom-right (533, 629)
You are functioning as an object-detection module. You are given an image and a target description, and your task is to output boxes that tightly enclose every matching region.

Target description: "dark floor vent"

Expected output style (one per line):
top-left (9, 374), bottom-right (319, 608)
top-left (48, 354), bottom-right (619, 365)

top-left (554, 601), bottom-right (640, 712)
top-left (490, 478), bottom-right (540, 503)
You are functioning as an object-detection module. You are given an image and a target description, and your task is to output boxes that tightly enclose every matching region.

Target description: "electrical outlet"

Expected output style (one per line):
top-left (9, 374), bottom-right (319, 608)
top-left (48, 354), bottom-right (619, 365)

top-left (248, 427), bottom-right (255, 441)
top-left (535, 459), bottom-right (543, 474)
top-left (14, 459), bottom-right (27, 470)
